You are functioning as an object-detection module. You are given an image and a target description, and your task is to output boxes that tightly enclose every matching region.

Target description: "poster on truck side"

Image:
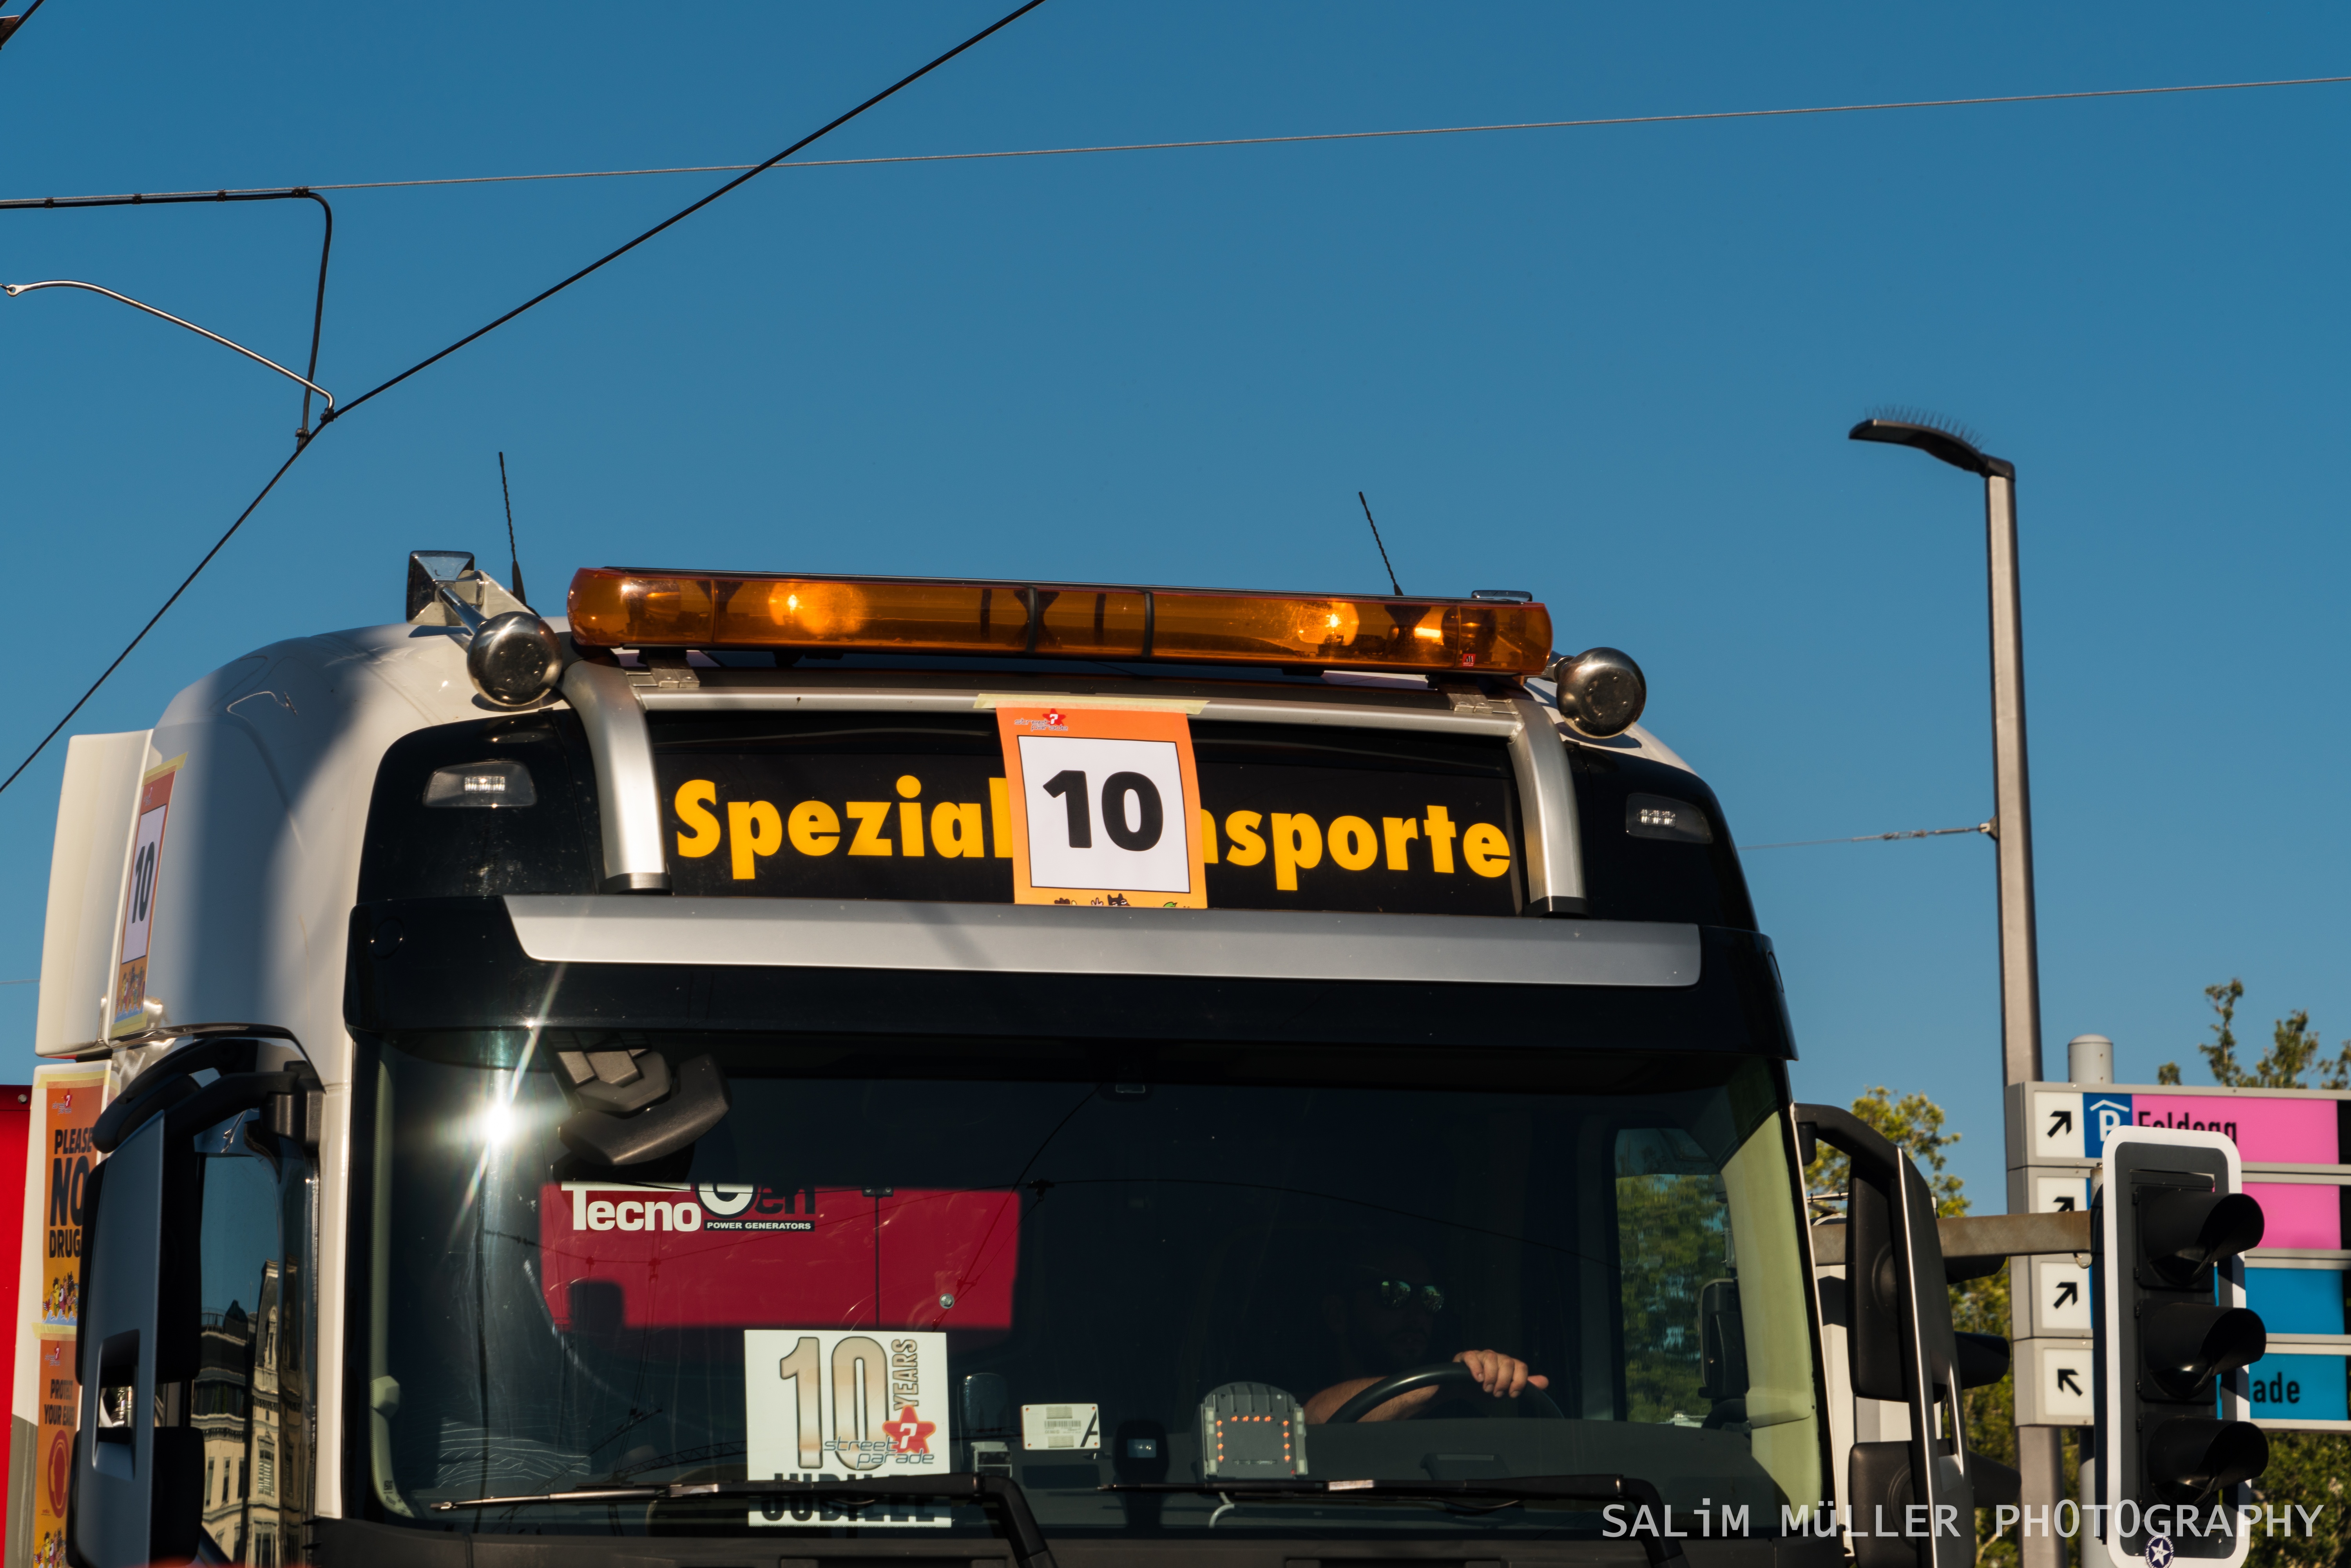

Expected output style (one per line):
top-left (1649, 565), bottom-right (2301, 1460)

top-left (16, 1065), bottom-right (108, 1568)
top-left (30, 1334), bottom-right (75, 1568)
top-left (33, 1069), bottom-right (104, 1331)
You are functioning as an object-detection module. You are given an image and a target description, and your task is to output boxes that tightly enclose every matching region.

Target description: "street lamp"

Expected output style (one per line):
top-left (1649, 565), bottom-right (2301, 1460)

top-left (1849, 413), bottom-right (2054, 1568)
top-left (1848, 416), bottom-right (2039, 1084)
top-left (2, 277), bottom-right (334, 431)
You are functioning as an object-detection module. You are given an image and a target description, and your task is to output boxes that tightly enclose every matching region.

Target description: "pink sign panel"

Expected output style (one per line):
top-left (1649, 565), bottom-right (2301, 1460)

top-left (2121, 1093), bottom-right (2340, 1164)
top-left (2244, 1183), bottom-right (2341, 1250)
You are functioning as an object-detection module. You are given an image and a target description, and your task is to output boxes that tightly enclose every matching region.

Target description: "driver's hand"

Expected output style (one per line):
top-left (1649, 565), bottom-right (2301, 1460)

top-left (1453, 1348), bottom-right (1550, 1400)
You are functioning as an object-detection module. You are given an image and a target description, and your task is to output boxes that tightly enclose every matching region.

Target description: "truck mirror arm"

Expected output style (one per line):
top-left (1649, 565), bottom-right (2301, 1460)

top-left (92, 1031), bottom-right (312, 1153)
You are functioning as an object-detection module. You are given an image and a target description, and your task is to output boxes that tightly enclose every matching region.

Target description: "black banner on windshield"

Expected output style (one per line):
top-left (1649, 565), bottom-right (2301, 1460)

top-left (650, 717), bottom-right (1521, 916)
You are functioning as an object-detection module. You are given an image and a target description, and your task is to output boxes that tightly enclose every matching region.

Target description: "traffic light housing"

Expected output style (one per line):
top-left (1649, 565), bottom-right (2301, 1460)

top-left (2095, 1129), bottom-right (2269, 1566)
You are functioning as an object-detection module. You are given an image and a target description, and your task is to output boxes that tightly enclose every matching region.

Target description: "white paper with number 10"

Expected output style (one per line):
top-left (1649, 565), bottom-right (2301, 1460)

top-left (1018, 734), bottom-right (1192, 893)
top-left (744, 1329), bottom-right (951, 1527)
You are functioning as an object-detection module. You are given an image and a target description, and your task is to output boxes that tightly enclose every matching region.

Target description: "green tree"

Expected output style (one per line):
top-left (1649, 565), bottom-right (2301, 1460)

top-left (2153, 979), bottom-right (2351, 1566)
top-left (2157, 979), bottom-right (2351, 1090)
top-left (1804, 1084), bottom-right (1967, 1219)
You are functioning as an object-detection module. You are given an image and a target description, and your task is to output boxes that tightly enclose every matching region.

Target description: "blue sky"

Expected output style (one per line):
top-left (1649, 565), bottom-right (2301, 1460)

top-left (0, 3), bottom-right (2345, 1203)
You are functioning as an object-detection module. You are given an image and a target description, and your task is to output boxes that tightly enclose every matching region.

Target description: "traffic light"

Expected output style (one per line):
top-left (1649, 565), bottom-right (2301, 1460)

top-left (2095, 1129), bottom-right (2269, 1566)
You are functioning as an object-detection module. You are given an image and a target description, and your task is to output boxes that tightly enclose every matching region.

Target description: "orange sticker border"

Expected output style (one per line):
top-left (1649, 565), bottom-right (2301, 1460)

top-left (993, 706), bottom-right (1208, 909)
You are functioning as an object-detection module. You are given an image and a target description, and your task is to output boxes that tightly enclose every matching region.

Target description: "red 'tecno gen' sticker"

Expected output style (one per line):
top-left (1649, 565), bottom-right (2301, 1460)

top-left (538, 1181), bottom-right (1021, 1334)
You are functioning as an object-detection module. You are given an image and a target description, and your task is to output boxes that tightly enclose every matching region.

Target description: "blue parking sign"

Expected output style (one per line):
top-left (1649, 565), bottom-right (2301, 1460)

top-left (2085, 1093), bottom-right (2132, 1157)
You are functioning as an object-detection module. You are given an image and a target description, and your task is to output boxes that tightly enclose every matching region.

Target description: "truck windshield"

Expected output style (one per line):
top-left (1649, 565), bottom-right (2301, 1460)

top-left (355, 1033), bottom-right (1823, 1543)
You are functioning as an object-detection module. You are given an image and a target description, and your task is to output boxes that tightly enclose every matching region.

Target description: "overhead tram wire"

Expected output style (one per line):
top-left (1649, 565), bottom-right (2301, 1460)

top-left (0, 0), bottom-right (1053, 802)
top-left (1739, 822), bottom-right (1992, 852)
top-left (0, 443), bottom-right (309, 798)
top-left (0, 189), bottom-right (337, 437)
top-left (322, 0), bottom-right (1048, 424)
top-left (1, 54), bottom-right (2331, 800)
top-left (0, 0), bottom-right (46, 54)
top-left (7, 69), bottom-right (2347, 207)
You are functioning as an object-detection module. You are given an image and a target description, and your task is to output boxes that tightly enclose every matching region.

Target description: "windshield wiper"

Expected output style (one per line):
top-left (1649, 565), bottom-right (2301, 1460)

top-left (431, 1473), bottom-right (1056, 1568)
top-left (1104, 1473), bottom-right (1689, 1567)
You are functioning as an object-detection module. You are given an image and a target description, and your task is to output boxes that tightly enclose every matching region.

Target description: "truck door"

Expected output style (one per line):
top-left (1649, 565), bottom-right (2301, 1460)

top-left (70, 1053), bottom-right (317, 1568)
top-left (72, 1113), bottom-right (168, 1566)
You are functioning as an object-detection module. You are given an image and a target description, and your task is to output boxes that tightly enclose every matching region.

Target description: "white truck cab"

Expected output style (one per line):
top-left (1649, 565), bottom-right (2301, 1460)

top-left (19, 555), bottom-right (1987, 1568)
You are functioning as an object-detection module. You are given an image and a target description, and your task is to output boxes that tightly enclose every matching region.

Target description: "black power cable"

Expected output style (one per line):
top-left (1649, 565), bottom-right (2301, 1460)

top-left (0, 0), bottom-right (1051, 801)
top-left (324, 0), bottom-right (1049, 425)
top-left (0, 189), bottom-right (336, 436)
top-left (0, 0), bottom-right (45, 54)
top-left (0, 443), bottom-right (308, 797)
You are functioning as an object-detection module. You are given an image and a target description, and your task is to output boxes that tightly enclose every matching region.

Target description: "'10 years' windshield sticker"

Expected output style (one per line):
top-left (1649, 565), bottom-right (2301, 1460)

top-left (744, 1329), bottom-right (952, 1528)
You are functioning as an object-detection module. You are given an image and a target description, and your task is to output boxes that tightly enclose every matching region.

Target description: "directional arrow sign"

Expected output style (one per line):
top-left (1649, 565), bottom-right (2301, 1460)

top-left (2032, 1090), bottom-right (2086, 1159)
top-left (2032, 1173), bottom-right (2089, 1215)
top-left (2037, 1258), bottom-right (2092, 1333)
top-left (2039, 1344), bottom-right (2094, 1421)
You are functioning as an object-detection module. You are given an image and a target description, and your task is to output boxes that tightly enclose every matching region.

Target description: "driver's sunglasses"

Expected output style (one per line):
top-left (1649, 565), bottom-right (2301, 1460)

top-left (1372, 1279), bottom-right (1445, 1313)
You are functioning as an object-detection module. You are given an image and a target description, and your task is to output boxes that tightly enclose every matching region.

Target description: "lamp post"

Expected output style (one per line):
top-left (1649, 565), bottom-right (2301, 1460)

top-left (1849, 416), bottom-right (2057, 1566)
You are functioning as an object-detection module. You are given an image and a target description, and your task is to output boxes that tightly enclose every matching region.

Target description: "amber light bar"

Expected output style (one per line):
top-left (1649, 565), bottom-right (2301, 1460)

top-left (566, 569), bottom-right (1553, 675)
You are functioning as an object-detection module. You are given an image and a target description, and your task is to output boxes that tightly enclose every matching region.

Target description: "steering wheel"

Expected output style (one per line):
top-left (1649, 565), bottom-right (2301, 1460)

top-left (1325, 1362), bottom-right (1566, 1423)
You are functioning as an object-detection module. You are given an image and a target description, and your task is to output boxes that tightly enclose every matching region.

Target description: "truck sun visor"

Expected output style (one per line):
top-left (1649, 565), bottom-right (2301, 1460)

top-left (556, 1051), bottom-right (730, 1166)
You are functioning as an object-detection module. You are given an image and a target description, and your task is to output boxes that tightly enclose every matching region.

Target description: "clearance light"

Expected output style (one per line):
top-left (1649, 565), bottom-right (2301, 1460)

top-left (566, 569), bottom-right (1554, 675)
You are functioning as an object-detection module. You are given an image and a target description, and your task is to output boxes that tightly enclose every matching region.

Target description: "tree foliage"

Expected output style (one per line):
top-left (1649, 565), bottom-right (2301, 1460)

top-left (2157, 979), bottom-right (2351, 1090)
top-left (1804, 1084), bottom-right (1967, 1219)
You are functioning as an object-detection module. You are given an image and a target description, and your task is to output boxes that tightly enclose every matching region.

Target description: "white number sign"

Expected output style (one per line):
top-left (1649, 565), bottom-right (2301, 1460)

top-left (995, 706), bottom-right (1206, 907)
top-left (112, 757), bottom-right (181, 1034)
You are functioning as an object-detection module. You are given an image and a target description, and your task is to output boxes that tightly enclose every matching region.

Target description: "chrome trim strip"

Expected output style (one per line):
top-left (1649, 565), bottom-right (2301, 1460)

top-left (633, 686), bottom-right (1522, 737)
top-left (1507, 696), bottom-right (1585, 914)
top-left (559, 662), bottom-right (672, 893)
top-left (502, 896), bottom-right (1699, 988)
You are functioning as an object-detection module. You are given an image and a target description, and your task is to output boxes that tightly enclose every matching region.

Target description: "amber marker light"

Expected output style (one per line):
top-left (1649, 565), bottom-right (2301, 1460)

top-left (567, 569), bottom-right (1553, 675)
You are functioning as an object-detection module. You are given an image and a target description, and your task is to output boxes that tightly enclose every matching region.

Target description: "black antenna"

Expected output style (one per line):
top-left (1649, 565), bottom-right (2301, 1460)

top-left (498, 451), bottom-right (527, 607)
top-left (1357, 491), bottom-right (1402, 596)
